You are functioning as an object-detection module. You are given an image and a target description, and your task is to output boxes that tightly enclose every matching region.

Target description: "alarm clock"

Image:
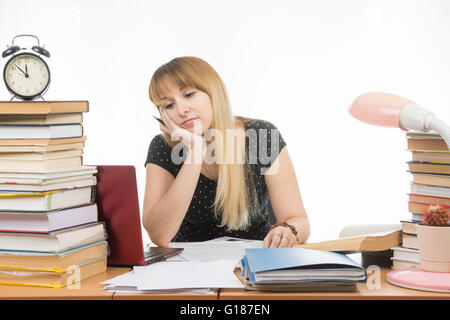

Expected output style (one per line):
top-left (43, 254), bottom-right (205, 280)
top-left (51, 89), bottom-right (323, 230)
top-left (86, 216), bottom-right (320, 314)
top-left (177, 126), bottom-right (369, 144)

top-left (2, 34), bottom-right (51, 101)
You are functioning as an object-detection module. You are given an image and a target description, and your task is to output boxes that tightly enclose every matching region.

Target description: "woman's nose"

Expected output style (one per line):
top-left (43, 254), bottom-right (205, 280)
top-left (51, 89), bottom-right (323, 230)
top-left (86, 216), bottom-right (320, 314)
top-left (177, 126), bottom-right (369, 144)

top-left (176, 101), bottom-right (191, 116)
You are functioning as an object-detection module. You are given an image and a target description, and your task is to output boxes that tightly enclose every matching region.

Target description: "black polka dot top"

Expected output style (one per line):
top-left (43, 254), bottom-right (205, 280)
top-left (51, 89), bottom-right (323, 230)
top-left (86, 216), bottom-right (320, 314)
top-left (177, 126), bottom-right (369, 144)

top-left (144, 117), bottom-right (287, 242)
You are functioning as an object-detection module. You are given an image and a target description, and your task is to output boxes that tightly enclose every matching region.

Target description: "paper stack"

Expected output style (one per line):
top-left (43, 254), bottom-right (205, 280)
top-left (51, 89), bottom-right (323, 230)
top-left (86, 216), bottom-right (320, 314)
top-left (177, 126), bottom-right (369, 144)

top-left (103, 260), bottom-right (243, 293)
top-left (103, 237), bottom-right (262, 293)
top-left (240, 248), bottom-right (367, 292)
top-left (0, 101), bottom-right (108, 288)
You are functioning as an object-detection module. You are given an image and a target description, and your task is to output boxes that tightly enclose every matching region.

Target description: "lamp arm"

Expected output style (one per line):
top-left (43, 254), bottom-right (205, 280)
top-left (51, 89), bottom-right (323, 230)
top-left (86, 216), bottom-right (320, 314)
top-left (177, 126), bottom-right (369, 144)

top-left (429, 118), bottom-right (450, 151)
top-left (398, 103), bottom-right (450, 150)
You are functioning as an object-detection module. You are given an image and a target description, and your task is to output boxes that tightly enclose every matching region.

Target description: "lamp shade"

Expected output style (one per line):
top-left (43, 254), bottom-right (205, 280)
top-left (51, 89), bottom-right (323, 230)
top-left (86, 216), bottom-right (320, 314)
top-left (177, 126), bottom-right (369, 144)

top-left (348, 92), bottom-right (413, 130)
top-left (348, 91), bottom-right (450, 150)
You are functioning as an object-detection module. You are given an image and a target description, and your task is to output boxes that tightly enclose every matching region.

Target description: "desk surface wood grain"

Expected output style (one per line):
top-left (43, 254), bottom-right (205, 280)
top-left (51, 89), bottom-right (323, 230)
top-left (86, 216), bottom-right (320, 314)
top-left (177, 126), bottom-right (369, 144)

top-left (0, 267), bottom-right (448, 300)
top-left (112, 291), bottom-right (219, 300)
top-left (0, 267), bottom-right (130, 300)
top-left (219, 268), bottom-right (450, 300)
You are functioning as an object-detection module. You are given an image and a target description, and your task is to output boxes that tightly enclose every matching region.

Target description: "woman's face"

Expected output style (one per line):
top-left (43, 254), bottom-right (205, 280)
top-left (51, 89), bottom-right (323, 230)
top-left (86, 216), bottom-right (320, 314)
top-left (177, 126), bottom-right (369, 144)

top-left (158, 78), bottom-right (213, 134)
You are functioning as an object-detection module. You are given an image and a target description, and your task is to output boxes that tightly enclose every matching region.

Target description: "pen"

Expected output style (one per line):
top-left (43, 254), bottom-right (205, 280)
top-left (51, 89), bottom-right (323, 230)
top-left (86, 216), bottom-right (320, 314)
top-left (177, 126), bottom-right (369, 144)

top-left (153, 115), bottom-right (166, 127)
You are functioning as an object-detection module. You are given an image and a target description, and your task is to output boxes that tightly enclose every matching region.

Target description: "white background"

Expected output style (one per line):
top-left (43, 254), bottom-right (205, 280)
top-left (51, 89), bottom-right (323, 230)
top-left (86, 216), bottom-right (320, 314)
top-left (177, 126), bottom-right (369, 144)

top-left (1, 0), bottom-right (450, 244)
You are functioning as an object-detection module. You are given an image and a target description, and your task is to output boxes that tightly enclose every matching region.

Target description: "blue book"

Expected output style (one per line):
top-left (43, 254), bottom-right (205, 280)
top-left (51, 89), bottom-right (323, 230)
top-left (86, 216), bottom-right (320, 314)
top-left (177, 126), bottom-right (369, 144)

top-left (244, 248), bottom-right (367, 284)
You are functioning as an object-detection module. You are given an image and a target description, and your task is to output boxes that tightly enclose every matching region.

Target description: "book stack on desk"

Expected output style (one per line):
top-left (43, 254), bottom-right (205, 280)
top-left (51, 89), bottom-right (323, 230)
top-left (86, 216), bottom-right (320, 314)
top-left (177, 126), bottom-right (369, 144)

top-left (391, 219), bottom-right (420, 270)
top-left (0, 101), bottom-right (108, 288)
top-left (391, 131), bottom-right (450, 270)
top-left (406, 131), bottom-right (450, 222)
top-left (240, 248), bottom-right (367, 292)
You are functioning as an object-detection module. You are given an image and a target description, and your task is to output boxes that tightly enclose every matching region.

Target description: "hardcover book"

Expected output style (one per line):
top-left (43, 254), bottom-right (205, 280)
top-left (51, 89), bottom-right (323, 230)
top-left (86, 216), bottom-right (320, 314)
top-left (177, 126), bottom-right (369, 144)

top-left (0, 222), bottom-right (107, 253)
top-left (0, 101), bottom-right (89, 115)
top-left (296, 227), bottom-right (401, 253)
top-left (0, 241), bottom-right (108, 271)
top-left (0, 257), bottom-right (106, 288)
top-left (0, 186), bottom-right (95, 212)
top-left (0, 203), bottom-right (98, 233)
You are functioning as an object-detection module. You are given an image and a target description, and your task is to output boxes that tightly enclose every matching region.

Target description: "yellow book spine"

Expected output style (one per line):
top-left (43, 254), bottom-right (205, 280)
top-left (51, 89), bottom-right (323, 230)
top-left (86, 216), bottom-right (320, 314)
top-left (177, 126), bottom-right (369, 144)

top-left (0, 266), bottom-right (66, 273)
top-left (0, 281), bottom-right (63, 289)
top-left (0, 190), bottom-right (60, 198)
top-left (0, 255), bottom-right (107, 273)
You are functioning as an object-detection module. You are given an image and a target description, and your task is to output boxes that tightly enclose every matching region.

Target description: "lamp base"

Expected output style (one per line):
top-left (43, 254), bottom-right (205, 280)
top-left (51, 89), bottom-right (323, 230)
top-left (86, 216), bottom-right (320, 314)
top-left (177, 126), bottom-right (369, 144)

top-left (387, 266), bottom-right (450, 293)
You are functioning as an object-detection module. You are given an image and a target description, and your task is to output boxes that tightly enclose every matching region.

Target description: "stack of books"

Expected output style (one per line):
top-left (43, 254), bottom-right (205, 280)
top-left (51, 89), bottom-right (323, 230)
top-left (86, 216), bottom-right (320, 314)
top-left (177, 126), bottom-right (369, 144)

top-left (0, 101), bottom-right (108, 288)
top-left (391, 219), bottom-right (420, 270)
top-left (391, 131), bottom-right (450, 270)
top-left (240, 248), bottom-right (367, 292)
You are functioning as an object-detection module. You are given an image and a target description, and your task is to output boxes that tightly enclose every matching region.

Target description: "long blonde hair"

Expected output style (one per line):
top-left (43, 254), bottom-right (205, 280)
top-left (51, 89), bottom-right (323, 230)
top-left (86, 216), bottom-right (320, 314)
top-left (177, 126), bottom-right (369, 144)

top-left (148, 56), bottom-right (259, 230)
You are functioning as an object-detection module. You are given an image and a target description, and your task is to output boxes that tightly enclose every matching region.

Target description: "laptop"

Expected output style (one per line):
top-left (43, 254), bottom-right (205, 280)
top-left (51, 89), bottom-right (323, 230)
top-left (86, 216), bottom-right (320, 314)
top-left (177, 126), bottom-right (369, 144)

top-left (93, 165), bottom-right (183, 266)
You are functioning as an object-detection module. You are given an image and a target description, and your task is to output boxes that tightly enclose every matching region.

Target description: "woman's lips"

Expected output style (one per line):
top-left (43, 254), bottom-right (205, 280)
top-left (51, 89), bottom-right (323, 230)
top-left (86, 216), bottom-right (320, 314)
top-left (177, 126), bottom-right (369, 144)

top-left (182, 117), bottom-right (198, 126)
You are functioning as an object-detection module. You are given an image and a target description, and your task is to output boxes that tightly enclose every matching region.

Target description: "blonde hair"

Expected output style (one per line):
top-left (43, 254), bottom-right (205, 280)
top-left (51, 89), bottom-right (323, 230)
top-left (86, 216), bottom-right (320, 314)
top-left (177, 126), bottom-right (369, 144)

top-left (149, 57), bottom-right (259, 230)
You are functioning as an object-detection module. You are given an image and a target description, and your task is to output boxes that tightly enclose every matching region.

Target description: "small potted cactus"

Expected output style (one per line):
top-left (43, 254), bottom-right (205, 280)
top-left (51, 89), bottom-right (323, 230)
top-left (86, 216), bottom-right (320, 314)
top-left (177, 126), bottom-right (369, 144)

top-left (416, 204), bottom-right (450, 272)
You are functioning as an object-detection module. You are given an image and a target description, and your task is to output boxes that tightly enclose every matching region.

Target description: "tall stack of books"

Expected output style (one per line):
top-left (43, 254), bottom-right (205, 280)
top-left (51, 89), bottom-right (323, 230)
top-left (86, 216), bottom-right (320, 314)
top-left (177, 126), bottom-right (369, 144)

top-left (0, 101), bottom-right (108, 288)
top-left (391, 131), bottom-right (450, 270)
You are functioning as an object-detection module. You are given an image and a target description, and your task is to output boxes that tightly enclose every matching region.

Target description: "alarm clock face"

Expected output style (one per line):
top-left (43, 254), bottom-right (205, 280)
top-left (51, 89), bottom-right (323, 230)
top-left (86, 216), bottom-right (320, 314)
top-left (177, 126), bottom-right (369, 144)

top-left (3, 52), bottom-right (50, 100)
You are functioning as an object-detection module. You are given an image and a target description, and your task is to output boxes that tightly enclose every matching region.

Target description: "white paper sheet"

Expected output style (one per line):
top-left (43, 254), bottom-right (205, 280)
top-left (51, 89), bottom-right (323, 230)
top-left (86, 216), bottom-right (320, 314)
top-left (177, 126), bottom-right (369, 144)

top-left (167, 237), bottom-right (263, 262)
top-left (132, 260), bottom-right (244, 290)
top-left (103, 238), bottom-right (257, 293)
top-left (102, 269), bottom-right (215, 294)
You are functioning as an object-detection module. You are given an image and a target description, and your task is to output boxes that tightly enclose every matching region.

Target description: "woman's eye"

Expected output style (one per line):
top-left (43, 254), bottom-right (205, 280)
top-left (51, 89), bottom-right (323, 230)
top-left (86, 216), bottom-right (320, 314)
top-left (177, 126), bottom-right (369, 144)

top-left (185, 91), bottom-right (195, 98)
top-left (164, 103), bottom-right (173, 109)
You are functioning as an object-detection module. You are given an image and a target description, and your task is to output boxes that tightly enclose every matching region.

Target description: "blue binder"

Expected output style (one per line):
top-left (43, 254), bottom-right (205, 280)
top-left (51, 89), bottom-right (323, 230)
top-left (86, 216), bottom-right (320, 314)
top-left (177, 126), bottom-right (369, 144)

top-left (243, 248), bottom-right (367, 284)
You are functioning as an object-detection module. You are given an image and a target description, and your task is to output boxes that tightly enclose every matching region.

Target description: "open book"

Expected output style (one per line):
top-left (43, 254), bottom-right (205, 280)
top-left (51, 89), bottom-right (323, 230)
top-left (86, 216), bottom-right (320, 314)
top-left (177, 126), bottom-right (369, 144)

top-left (295, 224), bottom-right (402, 253)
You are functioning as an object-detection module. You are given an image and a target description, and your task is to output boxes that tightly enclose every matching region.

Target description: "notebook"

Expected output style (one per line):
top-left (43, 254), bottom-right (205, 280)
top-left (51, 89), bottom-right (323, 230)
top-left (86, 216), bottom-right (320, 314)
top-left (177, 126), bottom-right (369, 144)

top-left (94, 165), bottom-right (182, 266)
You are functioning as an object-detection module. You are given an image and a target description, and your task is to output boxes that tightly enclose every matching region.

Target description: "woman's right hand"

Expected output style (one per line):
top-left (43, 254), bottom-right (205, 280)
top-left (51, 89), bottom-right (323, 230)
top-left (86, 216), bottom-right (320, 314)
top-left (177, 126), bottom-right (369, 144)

top-left (158, 107), bottom-right (207, 160)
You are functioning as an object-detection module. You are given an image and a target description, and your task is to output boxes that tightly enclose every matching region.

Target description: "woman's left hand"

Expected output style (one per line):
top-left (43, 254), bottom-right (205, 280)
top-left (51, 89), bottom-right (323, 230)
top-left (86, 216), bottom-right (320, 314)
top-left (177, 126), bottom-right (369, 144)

top-left (263, 226), bottom-right (297, 248)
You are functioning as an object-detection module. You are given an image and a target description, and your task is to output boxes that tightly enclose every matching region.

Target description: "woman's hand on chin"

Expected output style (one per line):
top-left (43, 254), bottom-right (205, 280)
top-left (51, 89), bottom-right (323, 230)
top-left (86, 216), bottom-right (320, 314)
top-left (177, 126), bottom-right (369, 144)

top-left (158, 107), bottom-right (207, 156)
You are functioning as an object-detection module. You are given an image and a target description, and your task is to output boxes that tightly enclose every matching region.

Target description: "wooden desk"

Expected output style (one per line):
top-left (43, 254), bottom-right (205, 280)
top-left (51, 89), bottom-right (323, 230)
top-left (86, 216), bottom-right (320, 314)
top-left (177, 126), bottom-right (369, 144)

top-left (0, 265), bottom-right (219, 300)
top-left (112, 290), bottom-right (218, 300)
top-left (219, 268), bottom-right (450, 300)
top-left (0, 267), bottom-right (448, 300)
top-left (0, 267), bottom-right (130, 300)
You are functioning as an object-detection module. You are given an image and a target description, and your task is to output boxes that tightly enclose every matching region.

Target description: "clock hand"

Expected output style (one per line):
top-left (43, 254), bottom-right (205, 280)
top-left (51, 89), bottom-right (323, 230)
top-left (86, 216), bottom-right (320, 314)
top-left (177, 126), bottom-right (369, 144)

top-left (15, 64), bottom-right (28, 78)
top-left (25, 64), bottom-right (29, 77)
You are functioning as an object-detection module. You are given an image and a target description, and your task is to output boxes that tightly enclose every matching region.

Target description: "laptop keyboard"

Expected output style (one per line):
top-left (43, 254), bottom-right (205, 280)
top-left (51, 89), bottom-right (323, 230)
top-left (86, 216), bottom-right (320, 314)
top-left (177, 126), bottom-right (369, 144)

top-left (144, 247), bottom-right (177, 259)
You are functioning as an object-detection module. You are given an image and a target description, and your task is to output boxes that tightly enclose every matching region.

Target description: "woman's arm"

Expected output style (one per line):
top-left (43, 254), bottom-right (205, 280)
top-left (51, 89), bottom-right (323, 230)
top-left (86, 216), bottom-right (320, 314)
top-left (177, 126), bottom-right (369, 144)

top-left (143, 106), bottom-right (207, 247)
top-left (143, 147), bottom-right (203, 247)
top-left (263, 147), bottom-right (310, 248)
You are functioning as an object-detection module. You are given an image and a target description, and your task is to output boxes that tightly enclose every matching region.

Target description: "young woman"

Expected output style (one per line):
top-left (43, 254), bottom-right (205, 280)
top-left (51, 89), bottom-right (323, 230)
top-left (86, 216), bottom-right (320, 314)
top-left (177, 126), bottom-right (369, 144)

top-left (143, 56), bottom-right (310, 248)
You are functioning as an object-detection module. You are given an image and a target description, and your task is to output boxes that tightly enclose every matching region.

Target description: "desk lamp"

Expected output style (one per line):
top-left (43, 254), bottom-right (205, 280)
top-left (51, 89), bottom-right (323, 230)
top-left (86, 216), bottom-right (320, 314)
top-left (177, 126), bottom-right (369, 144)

top-left (348, 92), bottom-right (450, 150)
top-left (348, 92), bottom-right (450, 290)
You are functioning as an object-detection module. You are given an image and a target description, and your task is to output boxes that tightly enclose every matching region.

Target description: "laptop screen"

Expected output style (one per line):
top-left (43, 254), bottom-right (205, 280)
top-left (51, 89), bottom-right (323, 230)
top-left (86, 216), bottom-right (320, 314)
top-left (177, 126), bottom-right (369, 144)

top-left (94, 165), bottom-right (146, 266)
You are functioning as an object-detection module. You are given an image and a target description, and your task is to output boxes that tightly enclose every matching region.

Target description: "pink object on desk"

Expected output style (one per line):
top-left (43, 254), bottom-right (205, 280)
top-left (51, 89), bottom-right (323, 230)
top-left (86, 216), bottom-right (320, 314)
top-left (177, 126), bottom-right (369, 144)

top-left (387, 266), bottom-right (450, 293)
top-left (348, 92), bottom-right (413, 129)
